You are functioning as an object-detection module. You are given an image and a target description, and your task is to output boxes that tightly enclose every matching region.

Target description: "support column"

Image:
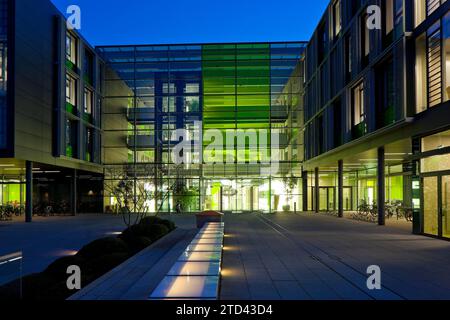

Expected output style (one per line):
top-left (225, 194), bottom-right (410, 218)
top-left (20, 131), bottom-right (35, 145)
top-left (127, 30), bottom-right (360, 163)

top-left (269, 177), bottom-right (272, 214)
top-left (25, 161), bottom-right (33, 223)
top-left (315, 167), bottom-right (319, 213)
top-left (302, 171), bottom-right (308, 212)
top-left (377, 147), bottom-right (386, 226)
top-left (71, 169), bottom-right (77, 216)
top-left (338, 160), bottom-right (344, 218)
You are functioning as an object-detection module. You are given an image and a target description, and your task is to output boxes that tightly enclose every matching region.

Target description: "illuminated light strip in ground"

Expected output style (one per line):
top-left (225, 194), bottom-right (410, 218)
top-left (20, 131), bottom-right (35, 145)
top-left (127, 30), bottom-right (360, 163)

top-left (149, 222), bottom-right (225, 300)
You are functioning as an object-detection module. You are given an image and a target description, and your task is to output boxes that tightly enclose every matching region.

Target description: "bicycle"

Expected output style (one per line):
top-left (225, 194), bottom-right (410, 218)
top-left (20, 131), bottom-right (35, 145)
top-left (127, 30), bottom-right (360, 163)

top-left (396, 206), bottom-right (413, 222)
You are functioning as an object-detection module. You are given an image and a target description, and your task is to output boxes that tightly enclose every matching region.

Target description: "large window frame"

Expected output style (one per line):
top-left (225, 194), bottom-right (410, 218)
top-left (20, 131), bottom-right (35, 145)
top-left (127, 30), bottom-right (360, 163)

top-left (0, 42), bottom-right (6, 91)
top-left (66, 32), bottom-right (77, 66)
top-left (66, 74), bottom-right (77, 107)
top-left (332, 0), bottom-right (342, 38)
top-left (361, 13), bottom-right (370, 67)
top-left (351, 81), bottom-right (366, 139)
top-left (84, 87), bottom-right (93, 115)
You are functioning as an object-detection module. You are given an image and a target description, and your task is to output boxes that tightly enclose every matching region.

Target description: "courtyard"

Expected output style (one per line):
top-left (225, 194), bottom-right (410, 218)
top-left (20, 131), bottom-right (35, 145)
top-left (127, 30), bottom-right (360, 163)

top-left (2, 212), bottom-right (450, 300)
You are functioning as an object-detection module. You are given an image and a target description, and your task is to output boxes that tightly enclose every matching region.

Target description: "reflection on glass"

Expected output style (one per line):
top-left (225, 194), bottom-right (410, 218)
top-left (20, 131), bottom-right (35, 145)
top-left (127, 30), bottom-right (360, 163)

top-left (443, 176), bottom-right (450, 238)
top-left (423, 176), bottom-right (438, 236)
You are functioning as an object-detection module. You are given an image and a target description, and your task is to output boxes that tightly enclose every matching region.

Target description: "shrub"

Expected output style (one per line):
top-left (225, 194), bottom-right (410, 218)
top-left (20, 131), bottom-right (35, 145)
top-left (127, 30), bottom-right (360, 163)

top-left (43, 255), bottom-right (86, 281)
top-left (85, 252), bottom-right (130, 279)
top-left (119, 224), bottom-right (146, 241)
top-left (139, 216), bottom-right (163, 225)
top-left (144, 224), bottom-right (169, 242)
top-left (140, 216), bottom-right (176, 231)
top-left (76, 237), bottom-right (129, 260)
top-left (121, 223), bottom-right (169, 241)
top-left (120, 235), bottom-right (152, 254)
top-left (36, 272), bottom-right (95, 301)
top-left (21, 273), bottom-right (57, 300)
top-left (159, 219), bottom-right (176, 231)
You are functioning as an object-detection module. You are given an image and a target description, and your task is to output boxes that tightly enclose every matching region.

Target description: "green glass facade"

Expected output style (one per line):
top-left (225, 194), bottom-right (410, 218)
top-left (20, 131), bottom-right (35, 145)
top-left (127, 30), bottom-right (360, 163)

top-left (99, 42), bottom-right (305, 214)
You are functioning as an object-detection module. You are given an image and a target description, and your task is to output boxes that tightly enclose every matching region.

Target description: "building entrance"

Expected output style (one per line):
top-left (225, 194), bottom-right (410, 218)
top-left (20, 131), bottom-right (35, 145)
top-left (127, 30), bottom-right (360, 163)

top-left (423, 174), bottom-right (450, 238)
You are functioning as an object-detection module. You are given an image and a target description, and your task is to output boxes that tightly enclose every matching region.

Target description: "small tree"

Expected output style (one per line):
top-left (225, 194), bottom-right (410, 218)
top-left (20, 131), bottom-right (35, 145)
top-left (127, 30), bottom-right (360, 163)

top-left (282, 175), bottom-right (298, 211)
top-left (104, 164), bottom-right (156, 227)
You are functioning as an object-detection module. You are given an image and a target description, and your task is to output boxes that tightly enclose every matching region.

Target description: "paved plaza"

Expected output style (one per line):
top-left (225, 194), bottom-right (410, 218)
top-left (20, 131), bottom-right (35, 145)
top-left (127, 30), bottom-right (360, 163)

top-left (221, 213), bottom-right (450, 300)
top-left (0, 214), bottom-right (127, 275)
top-left (2, 213), bottom-right (450, 300)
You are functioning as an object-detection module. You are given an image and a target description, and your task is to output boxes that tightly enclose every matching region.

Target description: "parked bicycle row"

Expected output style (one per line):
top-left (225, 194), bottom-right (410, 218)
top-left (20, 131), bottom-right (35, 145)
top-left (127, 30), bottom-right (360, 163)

top-left (351, 200), bottom-right (413, 223)
top-left (0, 201), bottom-right (71, 221)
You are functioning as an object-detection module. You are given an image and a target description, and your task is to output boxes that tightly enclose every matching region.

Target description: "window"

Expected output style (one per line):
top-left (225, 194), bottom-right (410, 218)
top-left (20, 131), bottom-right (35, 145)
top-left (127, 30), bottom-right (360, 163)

top-left (415, 33), bottom-right (427, 113)
top-left (333, 99), bottom-right (342, 147)
top-left (136, 124), bottom-right (155, 136)
top-left (66, 32), bottom-right (77, 65)
top-left (427, 0), bottom-right (447, 16)
top-left (163, 83), bottom-right (175, 94)
top-left (415, 0), bottom-right (426, 27)
top-left (184, 83), bottom-right (199, 94)
top-left (352, 81), bottom-right (365, 127)
top-left (85, 127), bottom-right (94, 162)
top-left (317, 23), bottom-right (327, 64)
top-left (416, 0), bottom-right (449, 26)
top-left (84, 88), bottom-right (93, 115)
top-left (84, 49), bottom-right (94, 85)
top-left (361, 14), bottom-right (370, 67)
top-left (162, 97), bottom-right (175, 113)
top-left (0, 42), bottom-right (6, 91)
top-left (376, 59), bottom-right (396, 128)
top-left (0, 0), bottom-right (7, 36)
top-left (135, 150), bottom-right (155, 163)
top-left (422, 129), bottom-right (450, 152)
top-left (350, 0), bottom-right (362, 18)
top-left (185, 96), bottom-right (199, 112)
top-left (427, 22), bottom-right (442, 108)
top-left (443, 12), bottom-right (450, 101)
top-left (317, 115), bottom-right (325, 155)
top-left (333, 1), bottom-right (342, 37)
top-left (345, 35), bottom-right (352, 83)
top-left (162, 123), bottom-right (176, 141)
top-left (66, 75), bottom-right (77, 107)
top-left (385, 0), bottom-right (395, 37)
top-left (65, 119), bottom-right (78, 158)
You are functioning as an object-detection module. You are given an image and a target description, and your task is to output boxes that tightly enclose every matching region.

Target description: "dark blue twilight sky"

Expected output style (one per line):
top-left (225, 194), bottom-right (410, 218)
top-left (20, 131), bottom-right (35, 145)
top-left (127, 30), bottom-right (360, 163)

top-left (50, 0), bottom-right (329, 46)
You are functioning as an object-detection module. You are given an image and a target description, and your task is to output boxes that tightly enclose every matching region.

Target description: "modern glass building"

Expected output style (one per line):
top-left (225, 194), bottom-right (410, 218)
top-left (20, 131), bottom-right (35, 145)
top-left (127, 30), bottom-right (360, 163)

top-left (302, 0), bottom-right (450, 240)
top-left (0, 0), bottom-right (8, 153)
top-left (98, 43), bottom-right (305, 213)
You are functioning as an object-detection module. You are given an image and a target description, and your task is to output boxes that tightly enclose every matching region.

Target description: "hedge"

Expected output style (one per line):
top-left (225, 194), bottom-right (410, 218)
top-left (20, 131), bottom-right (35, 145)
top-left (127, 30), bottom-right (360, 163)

top-left (0, 216), bottom-right (176, 300)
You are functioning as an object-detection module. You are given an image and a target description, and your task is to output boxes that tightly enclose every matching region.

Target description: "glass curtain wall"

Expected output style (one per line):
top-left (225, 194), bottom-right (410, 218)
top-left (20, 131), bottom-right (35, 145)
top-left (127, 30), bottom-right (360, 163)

top-left (99, 43), bottom-right (305, 214)
top-left (0, 0), bottom-right (8, 149)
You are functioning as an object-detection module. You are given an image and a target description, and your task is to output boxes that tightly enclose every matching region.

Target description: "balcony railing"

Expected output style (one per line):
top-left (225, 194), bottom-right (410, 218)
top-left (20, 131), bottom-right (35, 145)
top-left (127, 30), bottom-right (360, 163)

top-left (65, 59), bottom-right (77, 72)
top-left (66, 145), bottom-right (73, 158)
top-left (82, 113), bottom-right (93, 123)
top-left (127, 135), bottom-right (156, 148)
top-left (352, 122), bottom-right (367, 140)
top-left (127, 107), bottom-right (155, 123)
top-left (65, 102), bottom-right (77, 115)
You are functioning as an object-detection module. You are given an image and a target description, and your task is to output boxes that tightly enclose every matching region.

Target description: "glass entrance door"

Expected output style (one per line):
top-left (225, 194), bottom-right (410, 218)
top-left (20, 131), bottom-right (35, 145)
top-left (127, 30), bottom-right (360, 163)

top-left (442, 175), bottom-right (450, 238)
top-left (343, 187), bottom-right (353, 211)
top-left (423, 176), bottom-right (439, 236)
top-left (319, 187), bottom-right (336, 212)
